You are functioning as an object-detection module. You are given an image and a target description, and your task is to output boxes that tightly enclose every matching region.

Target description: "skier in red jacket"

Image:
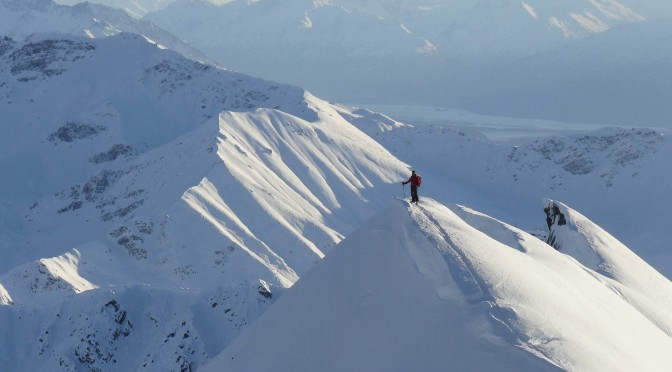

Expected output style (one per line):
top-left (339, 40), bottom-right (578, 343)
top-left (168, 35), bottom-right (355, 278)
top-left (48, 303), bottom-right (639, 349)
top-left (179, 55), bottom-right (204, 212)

top-left (402, 170), bottom-right (421, 204)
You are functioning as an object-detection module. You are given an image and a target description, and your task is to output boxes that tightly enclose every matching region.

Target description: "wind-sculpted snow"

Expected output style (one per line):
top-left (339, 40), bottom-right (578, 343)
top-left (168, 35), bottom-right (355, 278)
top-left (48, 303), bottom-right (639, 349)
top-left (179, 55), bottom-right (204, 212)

top-left (0, 284), bottom-right (12, 305)
top-left (0, 249), bottom-right (98, 305)
top-left (347, 114), bottom-right (672, 277)
top-left (2, 8), bottom-right (671, 370)
top-left (0, 32), bottom-right (409, 370)
top-left (206, 199), bottom-right (672, 371)
top-left (544, 199), bottom-right (672, 337)
top-left (0, 33), bottom-right (306, 203)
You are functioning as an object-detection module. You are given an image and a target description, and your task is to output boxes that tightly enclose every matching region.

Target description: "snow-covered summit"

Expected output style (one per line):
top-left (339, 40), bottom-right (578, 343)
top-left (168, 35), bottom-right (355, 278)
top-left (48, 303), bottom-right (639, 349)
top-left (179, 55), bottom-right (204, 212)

top-left (0, 0), bottom-right (207, 61)
top-left (544, 199), bottom-right (672, 336)
top-left (346, 114), bottom-right (672, 277)
top-left (0, 31), bottom-right (407, 286)
top-left (2, 4), bottom-right (672, 370)
top-left (0, 31), bottom-right (409, 370)
top-left (0, 249), bottom-right (98, 306)
top-left (206, 198), bottom-right (672, 371)
top-left (54, 0), bottom-right (176, 18)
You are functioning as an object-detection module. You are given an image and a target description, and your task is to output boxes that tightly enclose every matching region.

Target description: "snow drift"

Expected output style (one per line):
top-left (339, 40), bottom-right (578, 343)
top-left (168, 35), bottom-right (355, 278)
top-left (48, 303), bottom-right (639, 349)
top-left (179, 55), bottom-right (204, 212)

top-left (206, 199), bottom-right (672, 371)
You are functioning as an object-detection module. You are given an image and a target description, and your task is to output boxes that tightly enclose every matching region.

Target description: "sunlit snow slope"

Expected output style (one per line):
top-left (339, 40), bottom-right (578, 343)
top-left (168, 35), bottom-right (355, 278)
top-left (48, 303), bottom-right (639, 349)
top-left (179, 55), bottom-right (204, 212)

top-left (342, 107), bottom-right (672, 278)
top-left (0, 32), bottom-right (408, 370)
top-left (207, 199), bottom-right (672, 372)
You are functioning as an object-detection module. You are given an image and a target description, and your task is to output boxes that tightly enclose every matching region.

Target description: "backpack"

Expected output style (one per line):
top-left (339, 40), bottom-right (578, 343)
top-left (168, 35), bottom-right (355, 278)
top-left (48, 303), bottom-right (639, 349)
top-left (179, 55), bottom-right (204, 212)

top-left (416, 174), bottom-right (422, 187)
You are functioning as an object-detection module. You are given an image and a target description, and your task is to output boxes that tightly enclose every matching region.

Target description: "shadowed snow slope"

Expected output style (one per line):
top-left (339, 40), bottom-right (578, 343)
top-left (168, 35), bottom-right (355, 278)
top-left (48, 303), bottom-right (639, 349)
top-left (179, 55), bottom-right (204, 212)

top-left (0, 32), bottom-right (408, 370)
top-left (206, 199), bottom-right (672, 372)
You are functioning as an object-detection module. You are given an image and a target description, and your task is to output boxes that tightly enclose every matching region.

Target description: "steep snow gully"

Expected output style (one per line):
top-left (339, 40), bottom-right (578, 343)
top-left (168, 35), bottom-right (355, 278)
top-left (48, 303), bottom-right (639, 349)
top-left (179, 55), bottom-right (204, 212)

top-left (207, 198), bottom-right (672, 372)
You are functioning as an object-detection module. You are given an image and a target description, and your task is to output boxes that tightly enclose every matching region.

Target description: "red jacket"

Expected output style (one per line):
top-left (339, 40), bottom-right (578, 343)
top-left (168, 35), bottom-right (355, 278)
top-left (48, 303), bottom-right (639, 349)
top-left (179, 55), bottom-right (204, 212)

top-left (405, 174), bottom-right (421, 187)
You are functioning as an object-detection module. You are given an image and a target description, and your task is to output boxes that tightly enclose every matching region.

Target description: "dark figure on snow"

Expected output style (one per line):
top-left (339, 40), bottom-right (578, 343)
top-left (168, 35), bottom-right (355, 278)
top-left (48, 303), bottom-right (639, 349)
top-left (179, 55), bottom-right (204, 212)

top-left (402, 170), bottom-right (421, 204)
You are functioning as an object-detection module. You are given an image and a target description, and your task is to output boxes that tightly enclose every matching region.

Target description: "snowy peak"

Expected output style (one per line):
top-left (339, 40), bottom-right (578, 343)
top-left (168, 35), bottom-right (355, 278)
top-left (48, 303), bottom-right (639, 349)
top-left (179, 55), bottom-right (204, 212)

top-left (0, 32), bottom-right (304, 202)
top-left (431, 0), bottom-right (645, 56)
top-left (54, 0), bottom-right (177, 18)
top-left (0, 249), bottom-right (97, 305)
top-left (351, 116), bottom-right (672, 279)
top-left (0, 30), bottom-right (408, 290)
top-left (0, 29), bottom-right (414, 370)
top-left (544, 198), bottom-right (669, 286)
top-left (525, 0), bottom-right (644, 33)
top-left (544, 199), bottom-right (672, 336)
top-left (0, 0), bottom-right (206, 61)
top-left (207, 198), bottom-right (672, 371)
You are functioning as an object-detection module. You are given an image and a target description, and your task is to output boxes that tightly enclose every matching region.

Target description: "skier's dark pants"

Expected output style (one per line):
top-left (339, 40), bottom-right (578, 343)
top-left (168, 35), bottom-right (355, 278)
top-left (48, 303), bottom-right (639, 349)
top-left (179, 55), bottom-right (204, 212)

top-left (410, 186), bottom-right (419, 203)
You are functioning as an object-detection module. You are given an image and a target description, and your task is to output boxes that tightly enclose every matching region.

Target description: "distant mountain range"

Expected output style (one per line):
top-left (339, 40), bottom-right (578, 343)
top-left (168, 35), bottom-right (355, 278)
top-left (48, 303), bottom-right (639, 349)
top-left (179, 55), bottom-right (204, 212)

top-left (54, 0), bottom-right (176, 18)
top-left (453, 17), bottom-right (672, 126)
top-left (0, 0), bottom-right (208, 61)
top-left (144, 0), bottom-right (672, 126)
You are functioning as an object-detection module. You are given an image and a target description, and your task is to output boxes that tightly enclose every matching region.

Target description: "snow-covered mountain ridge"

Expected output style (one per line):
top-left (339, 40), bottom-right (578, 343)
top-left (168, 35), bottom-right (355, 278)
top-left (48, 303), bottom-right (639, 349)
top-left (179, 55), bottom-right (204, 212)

top-left (1, 33), bottom-right (291, 204)
top-left (2, 5), bottom-right (672, 370)
top-left (55, 0), bottom-right (176, 18)
top-left (0, 32), bottom-right (408, 370)
top-left (206, 198), bottom-right (672, 371)
top-left (342, 108), bottom-right (672, 276)
top-left (0, 0), bottom-right (207, 62)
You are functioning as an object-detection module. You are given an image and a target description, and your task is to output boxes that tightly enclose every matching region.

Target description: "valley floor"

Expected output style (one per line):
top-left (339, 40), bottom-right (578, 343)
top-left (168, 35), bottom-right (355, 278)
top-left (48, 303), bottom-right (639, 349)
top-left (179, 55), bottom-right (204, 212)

top-left (352, 103), bottom-right (669, 144)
